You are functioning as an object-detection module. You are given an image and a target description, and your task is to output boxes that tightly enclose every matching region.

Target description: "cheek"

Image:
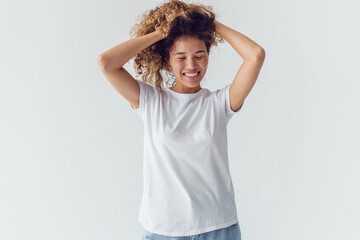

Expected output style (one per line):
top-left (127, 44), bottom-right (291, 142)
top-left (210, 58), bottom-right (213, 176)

top-left (200, 61), bottom-right (208, 70)
top-left (173, 64), bottom-right (183, 73)
top-left (202, 57), bottom-right (209, 65)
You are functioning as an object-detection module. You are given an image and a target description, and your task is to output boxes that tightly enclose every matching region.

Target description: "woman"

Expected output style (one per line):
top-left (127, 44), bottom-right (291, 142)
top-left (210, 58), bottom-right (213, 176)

top-left (97, 0), bottom-right (265, 239)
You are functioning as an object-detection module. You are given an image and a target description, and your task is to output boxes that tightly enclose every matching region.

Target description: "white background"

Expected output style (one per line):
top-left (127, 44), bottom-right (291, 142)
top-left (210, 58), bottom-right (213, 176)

top-left (1, 0), bottom-right (359, 239)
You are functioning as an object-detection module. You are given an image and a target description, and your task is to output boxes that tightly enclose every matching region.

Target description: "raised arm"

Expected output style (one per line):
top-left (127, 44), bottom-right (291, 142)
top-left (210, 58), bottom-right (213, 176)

top-left (97, 31), bottom-right (165, 70)
top-left (214, 19), bottom-right (265, 112)
top-left (97, 30), bottom-right (165, 109)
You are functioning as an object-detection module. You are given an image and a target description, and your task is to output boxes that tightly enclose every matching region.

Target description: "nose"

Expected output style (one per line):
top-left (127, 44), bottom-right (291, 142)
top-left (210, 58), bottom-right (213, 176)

top-left (186, 58), bottom-right (196, 69)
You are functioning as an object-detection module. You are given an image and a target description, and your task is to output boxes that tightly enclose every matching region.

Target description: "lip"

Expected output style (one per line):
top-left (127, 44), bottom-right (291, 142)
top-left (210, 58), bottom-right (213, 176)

top-left (183, 71), bottom-right (200, 81)
top-left (183, 71), bottom-right (200, 75)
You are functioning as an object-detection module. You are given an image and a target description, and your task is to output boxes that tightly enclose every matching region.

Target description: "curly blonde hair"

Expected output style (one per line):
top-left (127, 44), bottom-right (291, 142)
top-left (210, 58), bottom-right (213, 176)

top-left (129, 0), bottom-right (224, 88)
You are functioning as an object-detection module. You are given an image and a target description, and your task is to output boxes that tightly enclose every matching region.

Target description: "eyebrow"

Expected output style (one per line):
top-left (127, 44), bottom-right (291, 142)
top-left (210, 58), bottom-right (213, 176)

top-left (175, 50), bottom-right (206, 55)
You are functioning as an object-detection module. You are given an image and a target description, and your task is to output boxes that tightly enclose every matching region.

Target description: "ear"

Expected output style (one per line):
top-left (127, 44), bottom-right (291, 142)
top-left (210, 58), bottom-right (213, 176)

top-left (165, 61), bottom-right (171, 71)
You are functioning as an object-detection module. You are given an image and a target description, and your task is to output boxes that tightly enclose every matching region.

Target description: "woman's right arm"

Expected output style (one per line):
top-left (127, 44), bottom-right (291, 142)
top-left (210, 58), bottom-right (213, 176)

top-left (97, 31), bottom-right (164, 70)
top-left (97, 31), bottom-right (165, 110)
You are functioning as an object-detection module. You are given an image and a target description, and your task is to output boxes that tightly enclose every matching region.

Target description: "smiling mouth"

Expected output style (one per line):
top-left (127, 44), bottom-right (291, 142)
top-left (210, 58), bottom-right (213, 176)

top-left (183, 71), bottom-right (200, 77)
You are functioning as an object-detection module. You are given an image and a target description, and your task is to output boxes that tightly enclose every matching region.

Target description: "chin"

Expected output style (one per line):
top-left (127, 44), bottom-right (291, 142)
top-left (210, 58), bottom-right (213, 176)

top-left (185, 81), bottom-right (201, 87)
top-left (183, 76), bottom-right (203, 85)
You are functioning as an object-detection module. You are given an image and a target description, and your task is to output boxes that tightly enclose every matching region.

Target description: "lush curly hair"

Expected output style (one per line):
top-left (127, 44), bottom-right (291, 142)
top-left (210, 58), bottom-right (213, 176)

top-left (129, 0), bottom-right (224, 89)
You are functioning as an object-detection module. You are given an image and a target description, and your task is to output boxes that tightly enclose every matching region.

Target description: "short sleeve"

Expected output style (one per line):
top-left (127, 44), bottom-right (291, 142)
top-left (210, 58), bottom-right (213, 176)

top-left (129, 79), bottom-right (157, 118)
top-left (216, 83), bottom-right (244, 122)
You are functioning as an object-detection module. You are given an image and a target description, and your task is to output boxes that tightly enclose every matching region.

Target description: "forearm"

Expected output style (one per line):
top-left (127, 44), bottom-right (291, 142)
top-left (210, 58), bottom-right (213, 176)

top-left (97, 31), bottom-right (164, 70)
top-left (214, 20), bottom-right (264, 61)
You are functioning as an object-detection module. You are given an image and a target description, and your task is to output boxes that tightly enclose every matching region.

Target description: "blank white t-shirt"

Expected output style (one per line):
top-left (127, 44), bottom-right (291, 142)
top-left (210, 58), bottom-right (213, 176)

top-left (129, 79), bottom-right (244, 237)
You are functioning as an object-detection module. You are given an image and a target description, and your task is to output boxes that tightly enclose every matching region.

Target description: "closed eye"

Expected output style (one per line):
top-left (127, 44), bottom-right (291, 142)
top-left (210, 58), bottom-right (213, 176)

top-left (177, 56), bottom-right (204, 60)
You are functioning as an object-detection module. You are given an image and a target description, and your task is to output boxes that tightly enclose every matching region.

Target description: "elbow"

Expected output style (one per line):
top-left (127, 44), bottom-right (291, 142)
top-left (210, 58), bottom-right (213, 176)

top-left (97, 54), bottom-right (115, 71)
top-left (247, 48), bottom-right (265, 62)
top-left (97, 54), bottom-right (124, 71)
top-left (97, 54), bottom-right (107, 69)
top-left (255, 48), bottom-right (265, 61)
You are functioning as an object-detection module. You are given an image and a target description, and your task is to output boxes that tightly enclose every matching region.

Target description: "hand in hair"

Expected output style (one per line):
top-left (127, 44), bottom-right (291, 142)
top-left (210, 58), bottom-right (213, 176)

top-left (154, 24), bottom-right (168, 39)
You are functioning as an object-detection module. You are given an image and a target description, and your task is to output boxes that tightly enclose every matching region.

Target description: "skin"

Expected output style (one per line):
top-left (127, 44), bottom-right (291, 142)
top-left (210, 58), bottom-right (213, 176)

top-left (166, 36), bottom-right (209, 94)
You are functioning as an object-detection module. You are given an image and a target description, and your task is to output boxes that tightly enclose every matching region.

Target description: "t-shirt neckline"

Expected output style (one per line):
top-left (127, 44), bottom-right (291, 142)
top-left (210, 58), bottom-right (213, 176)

top-left (164, 87), bottom-right (205, 97)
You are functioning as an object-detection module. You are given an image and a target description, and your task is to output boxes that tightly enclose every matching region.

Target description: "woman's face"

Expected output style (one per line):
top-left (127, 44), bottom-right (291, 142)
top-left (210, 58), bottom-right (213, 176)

top-left (167, 36), bottom-right (209, 92)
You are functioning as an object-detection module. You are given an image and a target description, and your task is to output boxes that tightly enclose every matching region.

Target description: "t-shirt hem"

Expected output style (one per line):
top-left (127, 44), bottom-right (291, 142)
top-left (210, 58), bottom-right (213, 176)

top-left (140, 218), bottom-right (239, 237)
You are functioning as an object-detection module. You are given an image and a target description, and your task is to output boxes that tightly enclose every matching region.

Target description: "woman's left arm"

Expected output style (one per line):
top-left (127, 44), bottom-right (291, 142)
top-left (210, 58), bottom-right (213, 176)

top-left (214, 19), bottom-right (265, 112)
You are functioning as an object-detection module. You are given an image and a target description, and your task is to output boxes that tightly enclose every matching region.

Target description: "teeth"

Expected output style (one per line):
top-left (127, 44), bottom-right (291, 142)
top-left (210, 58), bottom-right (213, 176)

top-left (184, 72), bottom-right (199, 77)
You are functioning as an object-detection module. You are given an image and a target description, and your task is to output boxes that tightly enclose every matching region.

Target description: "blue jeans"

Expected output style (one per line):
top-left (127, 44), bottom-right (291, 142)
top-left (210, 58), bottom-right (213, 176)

top-left (141, 222), bottom-right (241, 240)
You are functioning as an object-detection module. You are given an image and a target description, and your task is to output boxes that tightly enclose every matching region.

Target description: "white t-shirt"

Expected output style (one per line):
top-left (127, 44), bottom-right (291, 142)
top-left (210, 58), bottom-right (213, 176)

top-left (129, 79), bottom-right (244, 237)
